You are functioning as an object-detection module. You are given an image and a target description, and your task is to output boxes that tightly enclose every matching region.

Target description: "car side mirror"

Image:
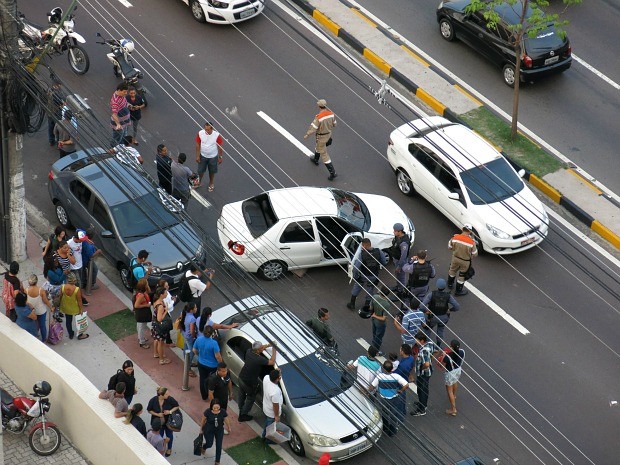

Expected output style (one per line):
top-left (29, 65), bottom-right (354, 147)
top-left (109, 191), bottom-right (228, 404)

top-left (101, 229), bottom-right (114, 238)
top-left (448, 192), bottom-right (460, 200)
top-left (517, 169), bottom-right (526, 178)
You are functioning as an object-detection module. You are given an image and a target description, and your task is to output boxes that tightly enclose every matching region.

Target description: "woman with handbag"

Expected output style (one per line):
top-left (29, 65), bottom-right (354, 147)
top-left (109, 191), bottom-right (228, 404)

top-left (59, 272), bottom-right (89, 340)
top-left (147, 387), bottom-right (179, 457)
top-left (200, 398), bottom-right (230, 465)
top-left (152, 286), bottom-right (172, 364)
top-left (134, 278), bottom-right (152, 349)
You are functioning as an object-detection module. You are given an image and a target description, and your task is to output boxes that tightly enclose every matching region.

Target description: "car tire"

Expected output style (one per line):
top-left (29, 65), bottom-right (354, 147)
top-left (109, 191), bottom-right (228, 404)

top-left (257, 261), bottom-right (287, 281)
top-left (289, 429), bottom-right (305, 457)
top-left (472, 228), bottom-right (485, 254)
top-left (190, 0), bottom-right (207, 23)
top-left (503, 63), bottom-right (516, 87)
top-left (119, 263), bottom-right (133, 291)
top-left (396, 169), bottom-right (415, 196)
top-left (439, 18), bottom-right (455, 41)
top-left (54, 202), bottom-right (72, 228)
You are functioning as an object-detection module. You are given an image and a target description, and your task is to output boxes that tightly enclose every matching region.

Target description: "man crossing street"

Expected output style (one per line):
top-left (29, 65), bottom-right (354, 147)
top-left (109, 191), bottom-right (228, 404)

top-left (304, 99), bottom-right (338, 181)
top-left (447, 224), bottom-right (478, 296)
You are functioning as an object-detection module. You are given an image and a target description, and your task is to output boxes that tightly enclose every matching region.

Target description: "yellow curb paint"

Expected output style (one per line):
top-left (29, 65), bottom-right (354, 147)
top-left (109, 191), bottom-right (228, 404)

top-left (454, 84), bottom-right (483, 106)
top-left (363, 49), bottom-right (392, 75)
top-left (591, 221), bottom-right (620, 250)
top-left (350, 8), bottom-right (377, 27)
top-left (529, 174), bottom-right (562, 203)
top-left (313, 10), bottom-right (340, 36)
top-left (400, 45), bottom-right (430, 67)
top-left (416, 88), bottom-right (447, 115)
top-left (567, 169), bottom-right (603, 195)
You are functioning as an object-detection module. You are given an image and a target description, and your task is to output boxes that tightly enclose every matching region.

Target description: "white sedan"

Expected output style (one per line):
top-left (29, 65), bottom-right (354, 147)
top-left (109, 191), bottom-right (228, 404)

top-left (217, 187), bottom-right (414, 280)
top-left (387, 117), bottom-right (548, 254)
top-left (183, 0), bottom-right (264, 25)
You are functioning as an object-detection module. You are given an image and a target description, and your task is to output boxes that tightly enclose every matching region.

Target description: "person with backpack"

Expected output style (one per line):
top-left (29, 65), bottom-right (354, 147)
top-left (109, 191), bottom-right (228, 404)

top-left (129, 250), bottom-right (153, 291)
top-left (133, 279), bottom-right (152, 349)
top-left (108, 360), bottom-right (138, 405)
top-left (421, 278), bottom-right (460, 349)
top-left (179, 264), bottom-right (214, 308)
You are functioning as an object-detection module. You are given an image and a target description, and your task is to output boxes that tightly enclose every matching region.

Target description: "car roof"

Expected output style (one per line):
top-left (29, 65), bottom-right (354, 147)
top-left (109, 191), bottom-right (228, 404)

top-left (267, 187), bottom-right (337, 219)
top-left (399, 117), bottom-right (503, 172)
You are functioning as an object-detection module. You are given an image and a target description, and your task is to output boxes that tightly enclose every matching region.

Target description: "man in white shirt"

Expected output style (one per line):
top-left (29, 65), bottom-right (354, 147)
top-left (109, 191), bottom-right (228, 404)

top-left (67, 229), bottom-right (88, 306)
top-left (185, 265), bottom-right (215, 308)
top-left (347, 345), bottom-right (381, 392)
top-left (195, 121), bottom-right (223, 192)
top-left (111, 135), bottom-right (143, 165)
top-left (262, 369), bottom-right (283, 443)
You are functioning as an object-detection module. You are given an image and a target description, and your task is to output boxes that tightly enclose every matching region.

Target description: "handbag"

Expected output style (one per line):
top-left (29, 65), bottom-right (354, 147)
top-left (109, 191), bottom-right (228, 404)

top-left (193, 433), bottom-right (203, 456)
top-left (167, 410), bottom-right (183, 432)
top-left (463, 265), bottom-right (475, 281)
top-left (158, 313), bottom-right (173, 333)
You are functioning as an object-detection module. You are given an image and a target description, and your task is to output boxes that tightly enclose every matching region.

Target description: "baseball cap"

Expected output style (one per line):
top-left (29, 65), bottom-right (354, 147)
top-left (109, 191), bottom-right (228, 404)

top-left (463, 223), bottom-right (473, 231)
top-left (317, 99), bottom-right (327, 107)
top-left (393, 222), bottom-right (404, 232)
top-left (76, 229), bottom-right (88, 241)
top-left (318, 453), bottom-right (331, 465)
top-left (436, 278), bottom-right (447, 290)
top-left (252, 341), bottom-right (263, 350)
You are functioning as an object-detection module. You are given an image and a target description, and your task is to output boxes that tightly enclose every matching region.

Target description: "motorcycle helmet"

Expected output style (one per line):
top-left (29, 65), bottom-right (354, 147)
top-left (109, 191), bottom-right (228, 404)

top-left (47, 7), bottom-right (63, 24)
top-left (120, 39), bottom-right (135, 54)
top-left (33, 380), bottom-right (52, 397)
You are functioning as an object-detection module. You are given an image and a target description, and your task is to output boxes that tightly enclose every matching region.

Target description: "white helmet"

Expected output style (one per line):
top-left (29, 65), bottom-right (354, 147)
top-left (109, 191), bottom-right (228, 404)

top-left (120, 39), bottom-right (134, 53)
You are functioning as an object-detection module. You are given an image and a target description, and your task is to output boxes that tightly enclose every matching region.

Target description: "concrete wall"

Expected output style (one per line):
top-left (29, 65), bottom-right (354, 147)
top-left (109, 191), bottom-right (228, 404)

top-left (0, 314), bottom-right (168, 465)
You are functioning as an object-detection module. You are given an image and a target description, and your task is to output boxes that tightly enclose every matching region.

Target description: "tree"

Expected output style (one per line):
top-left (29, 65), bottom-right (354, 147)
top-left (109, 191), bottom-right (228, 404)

top-left (465, 0), bottom-right (581, 138)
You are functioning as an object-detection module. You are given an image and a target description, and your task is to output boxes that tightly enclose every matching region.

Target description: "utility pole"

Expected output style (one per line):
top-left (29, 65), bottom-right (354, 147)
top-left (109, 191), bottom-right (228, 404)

top-left (0, 0), bottom-right (26, 262)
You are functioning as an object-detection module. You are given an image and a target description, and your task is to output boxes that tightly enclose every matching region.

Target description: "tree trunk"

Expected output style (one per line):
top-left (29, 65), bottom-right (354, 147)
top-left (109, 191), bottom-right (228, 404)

top-left (511, 47), bottom-right (522, 139)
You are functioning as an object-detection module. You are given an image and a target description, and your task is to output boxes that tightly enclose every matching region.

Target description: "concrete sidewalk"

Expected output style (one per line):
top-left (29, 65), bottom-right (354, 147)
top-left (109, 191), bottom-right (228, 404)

top-left (3, 226), bottom-right (294, 465)
top-left (290, 0), bottom-right (620, 251)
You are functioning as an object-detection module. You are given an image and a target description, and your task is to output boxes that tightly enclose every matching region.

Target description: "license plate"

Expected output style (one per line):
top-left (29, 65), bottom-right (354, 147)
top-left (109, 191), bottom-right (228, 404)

top-left (521, 237), bottom-right (536, 246)
top-left (240, 8), bottom-right (255, 19)
top-left (348, 442), bottom-right (368, 455)
top-left (544, 55), bottom-right (559, 65)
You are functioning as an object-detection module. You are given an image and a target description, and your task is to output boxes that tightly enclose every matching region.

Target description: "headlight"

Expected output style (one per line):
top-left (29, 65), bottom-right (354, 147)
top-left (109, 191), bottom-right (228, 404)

top-left (438, 1), bottom-right (444, 9)
top-left (150, 266), bottom-right (162, 276)
top-left (209, 0), bottom-right (229, 7)
top-left (308, 433), bottom-right (338, 447)
top-left (371, 407), bottom-right (381, 425)
top-left (486, 223), bottom-right (510, 239)
top-left (541, 208), bottom-right (549, 225)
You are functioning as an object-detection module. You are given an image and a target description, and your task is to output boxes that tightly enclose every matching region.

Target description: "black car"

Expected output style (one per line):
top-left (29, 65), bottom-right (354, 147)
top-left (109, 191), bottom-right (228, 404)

top-left (436, 0), bottom-right (572, 86)
top-left (48, 148), bottom-right (205, 290)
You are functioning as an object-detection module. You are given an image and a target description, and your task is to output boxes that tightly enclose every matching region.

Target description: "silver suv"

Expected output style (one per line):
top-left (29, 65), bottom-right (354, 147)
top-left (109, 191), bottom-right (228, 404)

top-left (47, 148), bottom-right (205, 290)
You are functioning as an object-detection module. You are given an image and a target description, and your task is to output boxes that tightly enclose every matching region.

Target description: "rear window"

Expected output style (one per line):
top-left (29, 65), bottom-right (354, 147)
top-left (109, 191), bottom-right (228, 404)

top-left (242, 194), bottom-right (278, 238)
top-left (524, 26), bottom-right (566, 51)
top-left (221, 304), bottom-right (280, 327)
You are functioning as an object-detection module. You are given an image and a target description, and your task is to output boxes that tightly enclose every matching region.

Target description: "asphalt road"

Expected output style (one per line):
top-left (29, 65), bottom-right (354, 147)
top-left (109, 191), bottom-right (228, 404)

top-left (18, 1), bottom-right (620, 464)
top-left (353, 0), bottom-right (620, 191)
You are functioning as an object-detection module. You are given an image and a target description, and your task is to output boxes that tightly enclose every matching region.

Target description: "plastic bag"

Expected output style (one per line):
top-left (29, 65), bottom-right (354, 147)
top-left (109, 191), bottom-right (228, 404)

top-left (75, 312), bottom-right (89, 336)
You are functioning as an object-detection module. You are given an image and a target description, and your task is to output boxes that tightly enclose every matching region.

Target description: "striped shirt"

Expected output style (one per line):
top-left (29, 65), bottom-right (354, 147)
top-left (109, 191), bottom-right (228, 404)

top-left (352, 355), bottom-right (381, 390)
top-left (110, 92), bottom-right (131, 128)
top-left (54, 252), bottom-right (72, 274)
top-left (371, 372), bottom-right (408, 399)
top-left (415, 342), bottom-right (436, 377)
top-left (400, 309), bottom-right (426, 345)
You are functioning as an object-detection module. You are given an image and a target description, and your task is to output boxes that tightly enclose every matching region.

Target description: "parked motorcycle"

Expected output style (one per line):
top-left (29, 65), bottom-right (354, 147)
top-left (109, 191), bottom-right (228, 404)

top-left (96, 32), bottom-right (148, 105)
top-left (17, 6), bottom-right (90, 75)
top-left (1, 381), bottom-right (62, 456)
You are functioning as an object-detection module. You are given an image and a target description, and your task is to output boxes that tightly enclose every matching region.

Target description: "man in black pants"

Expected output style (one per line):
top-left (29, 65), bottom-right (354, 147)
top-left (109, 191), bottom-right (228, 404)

top-left (237, 341), bottom-right (277, 422)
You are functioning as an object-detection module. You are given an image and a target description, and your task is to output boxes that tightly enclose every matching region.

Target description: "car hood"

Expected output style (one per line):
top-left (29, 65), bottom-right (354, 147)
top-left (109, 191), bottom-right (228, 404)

top-left (355, 192), bottom-right (414, 237)
top-left (125, 222), bottom-right (201, 270)
top-left (294, 387), bottom-right (377, 439)
top-left (470, 189), bottom-right (546, 236)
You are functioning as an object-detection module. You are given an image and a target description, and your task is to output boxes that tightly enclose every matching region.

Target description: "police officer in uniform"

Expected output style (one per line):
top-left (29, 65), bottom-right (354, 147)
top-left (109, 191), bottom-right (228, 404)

top-left (385, 223), bottom-right (411, 297)
top-left (304, 99), bottom-right (338, 181)
top-left (421, 278), bottom-right (460, 348)
top-left (402, 250), bottom-right (436, 304)
top-left (347, 238), bottom-right (387, 311)
top-left (447, 224), bottom-right (478, 296)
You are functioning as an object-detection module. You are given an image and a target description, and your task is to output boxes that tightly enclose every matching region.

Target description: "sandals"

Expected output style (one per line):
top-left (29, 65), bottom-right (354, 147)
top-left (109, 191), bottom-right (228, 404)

top-left (445, 409), bottom-right (457, 416)
top-left (159, 358), bottom-right (171, 365)
top-left (140, 343), bottom-right (151, 349)
top-left (77, 334), bottom-right (89, 340)
top-left (208, 185), bottom-right (214, 192)
top-left (153, 354), bottom-right (159, 358)
top-left (164, 450), bottom-right (171, 457)
top-left (188, 370), bottom-right (197, 378)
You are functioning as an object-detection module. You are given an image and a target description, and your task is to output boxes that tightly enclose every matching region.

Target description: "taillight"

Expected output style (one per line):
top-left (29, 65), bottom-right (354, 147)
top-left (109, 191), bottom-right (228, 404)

top-left (228, 240), bottom-right (245, 255)
top-left (48, 171), bottom-right (54, 181)
top-left (522, 55), bottom-right (533, 68)
top-left (567, 45), bottom-right (572, 56)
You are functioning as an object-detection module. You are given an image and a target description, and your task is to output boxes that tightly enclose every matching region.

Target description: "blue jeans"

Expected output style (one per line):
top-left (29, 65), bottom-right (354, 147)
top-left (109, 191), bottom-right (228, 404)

top-left (111, 126), bottom-right (127, 147)
top-left (262, 416), bottom-right (275, 442)
top-left (371, 319), bottom-right (386, 351)
top-left (184, 336), bottom-right (196, 366)
top-left (160, 425), bottom-right (174, 451)
top-left (380, 398), bottom-right (400, 436)
top-left (65, 314), bottom-right (74, 338)
top-left (425, 313), bottom-right (450, 348)
top-left (37, 313), bottom-right (48, 342)
top-left (352, 278), bottom-right (378, 304)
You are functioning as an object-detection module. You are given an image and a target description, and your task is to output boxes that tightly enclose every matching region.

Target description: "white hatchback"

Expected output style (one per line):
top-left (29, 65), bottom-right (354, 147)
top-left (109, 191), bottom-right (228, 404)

top-left (217, 187), bottom-right (414, 279)
top-left (183, 0), bottom-right (264, 25)
top-left (387, 117), bottom-right (548, 254)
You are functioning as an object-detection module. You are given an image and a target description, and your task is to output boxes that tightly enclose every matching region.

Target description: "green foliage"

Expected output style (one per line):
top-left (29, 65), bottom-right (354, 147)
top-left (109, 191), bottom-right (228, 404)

top-left (95, 308), bottom-right (136, 341)
top-left (226, 438), bottom-right (282, 465)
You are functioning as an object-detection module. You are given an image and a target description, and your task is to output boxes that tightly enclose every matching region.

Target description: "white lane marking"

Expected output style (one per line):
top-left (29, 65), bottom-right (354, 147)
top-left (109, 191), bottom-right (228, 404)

top-left (467, 285), bottom-right (530, 335)
top-left (573, 54), bottom-right (620, 90)
top-left (356, 338), bottom-right (417, 393)
top-left (191, 189), bottom-right (212, 209)
top-left (257, 111), bottom-right (314, 157)
top-left (117, 0), bottom-right (133, 7)
top-left (345, 0), bottom-right (620, 203)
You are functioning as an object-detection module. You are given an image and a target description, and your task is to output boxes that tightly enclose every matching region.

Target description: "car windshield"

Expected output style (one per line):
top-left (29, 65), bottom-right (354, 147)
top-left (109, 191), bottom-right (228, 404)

top-left (111, 194), bottom-right (179, 239)
top-left (460, 158), bottom-right (524, 205)
top-left (281, 350), bottom-right (354, 408)
top-left (329, 189), bottom-right (370, 231)
top-left (221, 304), bottom-right (280, 327)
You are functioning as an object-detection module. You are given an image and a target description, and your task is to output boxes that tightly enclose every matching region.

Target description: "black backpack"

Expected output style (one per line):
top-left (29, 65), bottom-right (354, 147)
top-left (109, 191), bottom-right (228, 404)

top-left (179, 274), bottom-right (199, 302)
top-left (107, 369), bottom-right (122, 391)
top-left (128, 258), bottom-right (142, 290)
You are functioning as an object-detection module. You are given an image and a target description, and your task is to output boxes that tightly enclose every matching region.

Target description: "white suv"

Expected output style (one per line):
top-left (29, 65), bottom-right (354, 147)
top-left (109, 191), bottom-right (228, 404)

top-left (387, 117), bottom-right (548, 254)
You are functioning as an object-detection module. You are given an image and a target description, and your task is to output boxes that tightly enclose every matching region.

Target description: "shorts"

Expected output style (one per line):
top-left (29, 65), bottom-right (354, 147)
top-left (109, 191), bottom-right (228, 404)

top-left (198, 156), bottom-right (218, 176)
top-left (444, 367), bottom-right (462, 386)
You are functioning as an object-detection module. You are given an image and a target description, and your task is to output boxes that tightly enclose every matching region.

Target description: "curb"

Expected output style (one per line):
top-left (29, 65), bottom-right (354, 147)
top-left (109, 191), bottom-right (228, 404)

top-left (289, 0), bottom-right (620, 251)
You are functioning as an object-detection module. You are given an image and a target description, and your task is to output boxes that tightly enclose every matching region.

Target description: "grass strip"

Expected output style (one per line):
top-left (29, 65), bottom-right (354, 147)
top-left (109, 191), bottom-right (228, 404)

top-left (226, 437), bottom-right (282, 465)
top-left (460, 107), bottom-right (565, 177)
top-left (95, 308), bottom-right (136, 341)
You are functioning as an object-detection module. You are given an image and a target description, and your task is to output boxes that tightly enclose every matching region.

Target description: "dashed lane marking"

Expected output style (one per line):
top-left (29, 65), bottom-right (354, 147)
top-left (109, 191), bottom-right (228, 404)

top-left (573, 55), bottom-right (620, 90)
top-left (467, 285), bottom-right (530, 335)
top-left (117, 0), bottom-right (133, 7)
top-left (257, 111), bottom-right (314, 158)
top-left (191, 190), bottom-right (212, 209)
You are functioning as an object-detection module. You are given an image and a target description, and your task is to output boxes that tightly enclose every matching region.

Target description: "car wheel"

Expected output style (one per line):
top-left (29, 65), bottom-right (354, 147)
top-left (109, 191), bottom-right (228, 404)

top-left (257, 261), bottom-right (286, 280)
top-left (119, 263), bottom-right (133, 291)
top-left (503, 64), bottom-right (516, 87)
top-left (472, 228), bottom-right (485, 254)
top-left (190, 0), bottom-right (207, 23)
top-left (396, 169), bottom-right (415, 196)
top-left (289, 429), bottom-right (305, 457)
top-left (54, 202), bottom-right (72, 228)
top-left (439, 18), bottom-right (455, 41)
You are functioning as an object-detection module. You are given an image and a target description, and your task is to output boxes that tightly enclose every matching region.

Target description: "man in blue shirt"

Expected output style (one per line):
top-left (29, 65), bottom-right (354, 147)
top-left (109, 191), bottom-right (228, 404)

top-left (393, 344), bottom-right (414, 418)
top-left (82, 229), bottom-right (102, 294)
top-left (130, 249), bottom-right (152, 289)
top-left (193, 325), bottom-right (223, 400)
top-left (370, 360), bottom-right (408, 437)
top-left (393, 300), bottom-right (425, 347)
